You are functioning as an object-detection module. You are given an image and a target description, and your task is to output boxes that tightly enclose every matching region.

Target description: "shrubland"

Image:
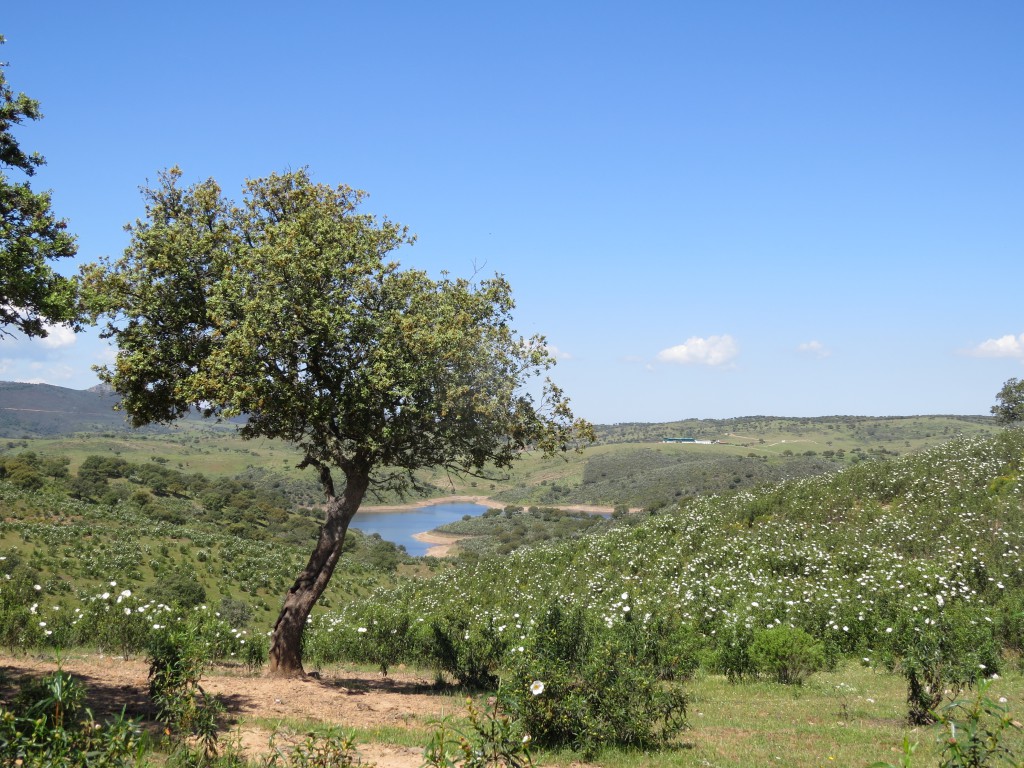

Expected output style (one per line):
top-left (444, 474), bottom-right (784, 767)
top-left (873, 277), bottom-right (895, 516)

top-left (303, 428), bottom-right (1024, 756)
top-left (1, 425), bottom-right (1023, 765)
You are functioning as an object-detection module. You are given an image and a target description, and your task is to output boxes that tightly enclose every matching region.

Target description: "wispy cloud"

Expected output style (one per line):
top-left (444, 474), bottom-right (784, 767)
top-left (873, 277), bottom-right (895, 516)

top-left (798, 340), bottom-right (831, 358)
top-left (545, 344), bottom-right (572, 361)
top-left (656, 335), bottom-right (738, 366)
top-left (966, 333), bottom-right (1024, 359)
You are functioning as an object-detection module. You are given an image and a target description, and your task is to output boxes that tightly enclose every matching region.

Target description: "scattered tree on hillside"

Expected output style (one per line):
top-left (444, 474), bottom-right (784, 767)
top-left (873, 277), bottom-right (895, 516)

top-left (0, 35), bottom-right (78, 338)
top-left (81, 167), bottom-right (593, 675)
top-left (992, 377), bottom-right (1024, 425)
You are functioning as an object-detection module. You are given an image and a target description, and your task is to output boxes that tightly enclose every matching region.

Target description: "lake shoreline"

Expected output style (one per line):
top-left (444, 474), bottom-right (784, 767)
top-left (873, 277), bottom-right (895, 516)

top-left (410, 530), bottom-right (472, 558)
top-left (360, 495), bottom-right (622, 516)
top-left (358, 496), bottom-right (625, 559)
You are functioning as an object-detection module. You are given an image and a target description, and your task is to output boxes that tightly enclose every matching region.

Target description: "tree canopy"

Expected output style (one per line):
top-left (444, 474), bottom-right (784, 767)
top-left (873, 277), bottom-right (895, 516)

top-left (992, 377), bottom-right (1024, 425)
top-left (82, 167), bottom-right (593, 674)
top-left (0, 35), bottom-right (78, 338)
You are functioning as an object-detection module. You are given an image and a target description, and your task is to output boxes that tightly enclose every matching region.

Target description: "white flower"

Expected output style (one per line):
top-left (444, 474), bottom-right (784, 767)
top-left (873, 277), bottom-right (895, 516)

top-left (33, 584), bottom-right (41, 591)
top-left (357, 627), bottom-right (368, 633)
top-left (120, 589), bottom-right (132, 598)
top-left (101, 592), bottom-right (110, 600)
top-left (936, 594), bottom-right (945, 608)
top-left (530, 680), bottom-right (545, 696)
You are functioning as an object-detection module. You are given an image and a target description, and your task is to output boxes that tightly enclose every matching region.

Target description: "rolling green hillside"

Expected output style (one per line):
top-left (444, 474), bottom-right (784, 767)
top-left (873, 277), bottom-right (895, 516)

top-left (2, 383), bottom-right (1001, 511)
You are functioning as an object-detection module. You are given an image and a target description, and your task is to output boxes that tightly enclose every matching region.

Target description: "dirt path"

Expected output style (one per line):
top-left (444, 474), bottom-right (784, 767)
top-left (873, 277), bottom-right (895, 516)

top-left (0, 652), bottom-right (470, 768)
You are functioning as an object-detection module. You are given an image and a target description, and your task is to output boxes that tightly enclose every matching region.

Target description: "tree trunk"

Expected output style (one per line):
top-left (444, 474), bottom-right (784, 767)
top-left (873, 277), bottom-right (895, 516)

top-left (267, 466), bottom-right (368, 677)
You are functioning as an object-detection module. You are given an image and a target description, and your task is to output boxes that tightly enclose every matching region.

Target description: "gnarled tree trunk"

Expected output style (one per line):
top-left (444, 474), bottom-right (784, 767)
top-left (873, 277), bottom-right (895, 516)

top-left (267, 467), bottom-right (369, 677)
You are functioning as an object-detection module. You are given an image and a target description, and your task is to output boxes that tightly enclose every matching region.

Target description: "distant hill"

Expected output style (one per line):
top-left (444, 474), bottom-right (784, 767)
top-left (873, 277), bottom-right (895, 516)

top-left (0, 381), bottom-right (128, 436)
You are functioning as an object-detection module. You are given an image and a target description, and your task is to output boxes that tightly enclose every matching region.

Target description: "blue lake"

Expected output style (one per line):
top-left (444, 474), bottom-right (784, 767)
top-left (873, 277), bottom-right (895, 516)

top-left (351, 502), bottom-right (490, 557)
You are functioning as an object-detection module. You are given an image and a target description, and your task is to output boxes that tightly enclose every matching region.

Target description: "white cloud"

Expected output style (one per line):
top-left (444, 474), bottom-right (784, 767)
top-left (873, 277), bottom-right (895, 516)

top-left (545, 344), bottom-right (572, 361)
top-left (38, 324), bottom-right (77, 349)
top-left (967, 333), bottom-right (1024, 359)
top-left (656, 335), bottom-right (738, 366)
top-left (798, 340), bottom-right (831, 358)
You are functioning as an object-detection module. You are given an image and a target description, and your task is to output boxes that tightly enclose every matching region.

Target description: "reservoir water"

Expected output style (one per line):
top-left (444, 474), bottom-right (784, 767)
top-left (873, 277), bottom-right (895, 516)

top-left (351, 501), bottom-right (490, 557)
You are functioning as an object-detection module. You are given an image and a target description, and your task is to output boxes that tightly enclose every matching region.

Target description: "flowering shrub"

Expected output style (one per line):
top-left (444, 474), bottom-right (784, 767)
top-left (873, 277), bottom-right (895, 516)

top-left (423, 609), bottom-right (509, 688)
top-left (500, 602), bottom-right (687, 756)
top-left (881, 601), bottom-right (1002, 724)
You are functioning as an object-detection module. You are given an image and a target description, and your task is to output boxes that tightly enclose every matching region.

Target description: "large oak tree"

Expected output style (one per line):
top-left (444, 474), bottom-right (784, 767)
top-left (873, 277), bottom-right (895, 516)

top-left (82, 168), bottom-right (593, 675)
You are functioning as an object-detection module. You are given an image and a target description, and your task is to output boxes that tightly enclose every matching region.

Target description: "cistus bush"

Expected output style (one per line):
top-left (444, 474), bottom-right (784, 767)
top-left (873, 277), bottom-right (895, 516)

top-left (748, 626), bottom-right (825, 685)
top-left (422, 609), bottom-right (508, 689)
top-left (882, 600), bottom-right (1002, 725)
top-left (501, 602), bottom-right (687, 757)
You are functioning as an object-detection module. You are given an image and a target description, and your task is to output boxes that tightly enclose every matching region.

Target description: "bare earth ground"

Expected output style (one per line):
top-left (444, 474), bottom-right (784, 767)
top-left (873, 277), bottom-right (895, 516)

top-left (0, 652), bottom-right (486, 767)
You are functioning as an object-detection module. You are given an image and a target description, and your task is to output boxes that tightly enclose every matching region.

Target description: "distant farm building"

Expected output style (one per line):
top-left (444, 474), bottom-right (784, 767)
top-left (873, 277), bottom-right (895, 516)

top-left (662, 437), bottom-right (718, 445)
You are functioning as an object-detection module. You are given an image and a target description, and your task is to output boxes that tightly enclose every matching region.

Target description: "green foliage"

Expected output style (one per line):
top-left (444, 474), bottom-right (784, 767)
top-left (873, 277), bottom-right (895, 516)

top-left (869, 681), bottom-right (1023, 768)
top-left (0, 556), bottom-right (44, 649)
top-left (424, 698), bottom-right (534, 768)
top-left (144, 565), bottom-right (207, 609)
top-left (500, 602), bottom-right (688, 756)
top-left (748, 626), bottom-right (825, 685)
top-left (262, 726), bottom-right (363, 767)
top-left (882, 602), bottom-right (1002, 725)
top-left (83, 166), bottom-right (593, 672)
top-left (148, 620), bottom-right (225, 758)
top-left (424, 610), bottom-right (508, 689)
top-left (935, 678), bottom-right (1022, 768)
top-left (0, 670), bottom-right (143, 767)
top-left (306, 428), bottom-right (1024, 734)
top-left (436, 506), bottom-right (610, 559)
top-left (0, 36), bottom-right (79, 339)
top-left (992, 378), bottom-right (1024, 425)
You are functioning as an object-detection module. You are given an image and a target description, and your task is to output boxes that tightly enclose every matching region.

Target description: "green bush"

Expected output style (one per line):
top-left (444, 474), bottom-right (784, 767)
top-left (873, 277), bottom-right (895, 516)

top-left (147, 620), bottom-right (224, 758)
top-left (882, 601), bottom-right (1001, 724)
top-left (422, 610), bottom-right (507, 689)
top-left (0, 670), bottom-right (143, 767)
top-left (501, 603), bottom-right (687, 756)
top-left (144, 566), bottom-right (207, 609)
top-left (748, 626), bottom-right (825, 685)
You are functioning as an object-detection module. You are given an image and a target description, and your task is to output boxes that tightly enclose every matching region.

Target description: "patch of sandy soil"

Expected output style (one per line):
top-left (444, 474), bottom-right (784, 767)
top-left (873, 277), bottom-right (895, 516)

top-left (410, 531), bottom-right (473, 557)
top-left (0, 652), bottom-right (474, 768)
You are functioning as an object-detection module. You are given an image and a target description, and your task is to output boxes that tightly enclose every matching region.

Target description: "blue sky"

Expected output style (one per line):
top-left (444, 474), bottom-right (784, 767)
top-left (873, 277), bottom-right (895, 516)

top-left (2, 2), bottom-right (1022, 424)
